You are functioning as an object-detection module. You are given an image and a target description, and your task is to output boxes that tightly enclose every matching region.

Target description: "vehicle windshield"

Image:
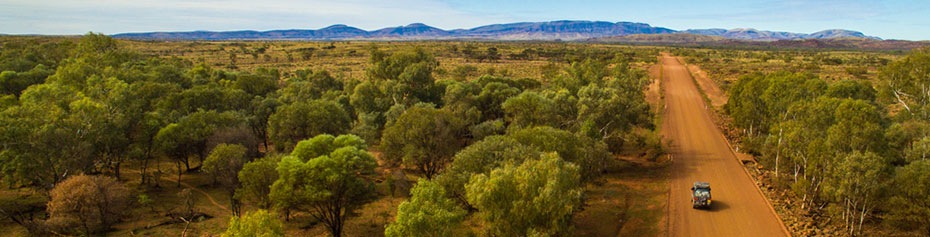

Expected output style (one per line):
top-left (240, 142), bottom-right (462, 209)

top-left (694, 189), bottom-right (710, 196)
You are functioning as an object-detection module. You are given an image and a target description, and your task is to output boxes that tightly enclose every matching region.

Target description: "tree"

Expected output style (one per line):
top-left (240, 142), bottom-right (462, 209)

top-left (502, 91), bottom-right (558, 128)
top-left (246, 96), bottom-right (281, 151)
top-left (207, 126), bottom-right (261, 159)
top-left (442, 81), bottom-right (482, 125)
top-left (222, 209), bottom-right (284, 237)
top-left (576, 82), bottom-right (650, 140)
top-left (237, 154), bottom-right (282, 209)
top-left (825, 99), bottom-right (885, 154)
top-left (278, 70), bottom-right (343, 103)
top-left (767, 97), bottom-right (842, 208)
top-left (879, 47), bottom-right (930, 120)
top-left (203, 144), bottom-right (249, 216)
top-left (904, 136), bottom-right (930, 163)
top-left (885, 121), bottom-right (930, 164)
top-left (475, 81), bottom-right (521, 121)
top-left (825, 80), bottom-right (876, 101)
top-left (436, 135), bottom-right (540, 207)
top-left (155, 123), bottom-right (195, 186)
top-left (0, 102), bottom-right (91, 190)
top-left (468, 119), bottom-right (505, 141)
top-left (47, 174), bottom-right (130, 234)
top-left (367, 48), bottom-right (441, 105)
top-left (385, 179), bottom-right (465, 237)
top-left (125, 81), bottom-right (176, 185)
top-left (269, 134), bottom-right (376, 236)
top-left (182, 110), bottom-right (242, 165)
top-left (826, 152), bottom-right (888, 236)
top-left (267, 100), bottom-right (350, 151)
top-left (233, 68), bottom-right (279, 97)
top-left (156, 110), bottom-right (240, 186)
top-left (0, 65), bottom-right (53, 96)
top-left (75, 77), bottom-right (134, 178)
top-left (543, 89), bottom-right (579, 128)
top-left (381, 107), bottom-right (467, 179)
top-left (350, 80), bottom-right (392, 115)
top-left (157, 85), bottom-right (250, 117)
top-left (351, 111), bottom-right (383, 143)
top-left (886, 159), bottom-right (930, 235)
top-left (465, 153), bottom-right (582, 236)
top-left (508, 126), bottom-right (611, 182)
top-left (726, 72), bottom-right (824, 137)
top-left (555, 58), bottom-right (608, 94)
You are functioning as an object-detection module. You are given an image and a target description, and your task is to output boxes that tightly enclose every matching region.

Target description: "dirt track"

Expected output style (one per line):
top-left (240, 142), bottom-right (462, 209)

top-left (659, 54), bottom-right (789, 236)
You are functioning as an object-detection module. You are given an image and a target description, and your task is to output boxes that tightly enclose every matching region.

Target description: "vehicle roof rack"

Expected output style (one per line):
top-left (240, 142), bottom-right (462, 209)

top-left (693, 182), bottom-right (710, 189)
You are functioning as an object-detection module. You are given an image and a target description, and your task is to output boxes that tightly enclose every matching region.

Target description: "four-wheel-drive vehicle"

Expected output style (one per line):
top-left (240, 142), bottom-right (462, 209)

top-left (691, 182), bottom-right (711, 209)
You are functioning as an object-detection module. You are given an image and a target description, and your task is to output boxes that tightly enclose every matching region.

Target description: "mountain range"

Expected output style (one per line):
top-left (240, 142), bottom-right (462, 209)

top-left (586, 33), bottom-right (929, 50)
top-left (112, 20), bottom-right (881, 41)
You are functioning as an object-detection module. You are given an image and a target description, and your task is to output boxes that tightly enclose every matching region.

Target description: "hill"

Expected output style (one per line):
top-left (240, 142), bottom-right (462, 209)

top-left (114, 21), bottom-right (676, 41)
top-left (112, 20), bottom-right (888, 42)
top-left (682, 28), bottom-right (882, 41)
top-left (588, 34), bottom-right (929, 50)
top-left (588, 33), bottom-right (731, 45)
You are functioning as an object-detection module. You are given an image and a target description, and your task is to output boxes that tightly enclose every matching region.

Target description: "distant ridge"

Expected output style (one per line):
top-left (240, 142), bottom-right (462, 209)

top-left (588, 33), bottom-right (928, 50)
top-left (112, 20), bottom-right (882, 41)
top-left (682, 28), bottom-right (882, 41)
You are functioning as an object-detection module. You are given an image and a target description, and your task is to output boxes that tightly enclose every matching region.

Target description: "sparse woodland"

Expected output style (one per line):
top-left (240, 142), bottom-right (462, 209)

top-left (0, 34), bottom-right (664, 236)
top-left (3, 32), bottom-right (925, 236)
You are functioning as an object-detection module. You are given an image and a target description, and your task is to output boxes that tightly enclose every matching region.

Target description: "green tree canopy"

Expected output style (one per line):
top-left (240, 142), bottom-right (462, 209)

top-left (269, 134), bottom-right (376, 237)
top-left (825, 80), bottom-right (876, 101)
top-left (367, 48), bottom-right (442, 105)
top-left (222, 209), bottom-right (284, 237)
top-left (465, 153), bottom-right (582, 236)
top-left (475, 81), bottom-right (521, 121)
top-left (576, 81), bottom-right (651, 140)
top-left (502, 91), bottom-right (558, 128)
top-left (385, 179), bottom-right (465, 237)
top-left (203, 144), bottom-right (249, 215)
top-left (435, 135), bottom-right (540, 206)
top-left (236, 154), bottom-right (282, 209)
top-left (233, 68), bottom-right (279, 97)
top-left (726, 72), bottom-right (825, 136)
top-left (879, 47), bottom-right (930, 120)
top-left (826, 152), bottom-right (889, 235)
top-left (508, 126), bottom-right (611, 182)
top-left (381, 107), bottom-right (466, 179)
top-left (886, 159), bottom-right (930, 235)
top-left (267, 99), bottom-right (350, 151)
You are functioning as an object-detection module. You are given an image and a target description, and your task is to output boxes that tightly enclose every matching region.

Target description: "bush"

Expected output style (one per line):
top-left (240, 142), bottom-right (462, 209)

top-left (469, 119), bottom-right (505, 141)
top-left (222, 209), bottom-right (284, 237)
top-left (465, 153), bottom-right (582, 236)
top-left (47, 174), bottom-right (130, 234)
top-left (451, 65), bottom-right (478, 81)
top-left (385, 179), bottom-right (465, 237)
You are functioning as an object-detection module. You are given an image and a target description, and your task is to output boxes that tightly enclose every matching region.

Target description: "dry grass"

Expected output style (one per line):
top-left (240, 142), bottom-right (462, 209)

top-left (573, 156), bottom-right (668, 237)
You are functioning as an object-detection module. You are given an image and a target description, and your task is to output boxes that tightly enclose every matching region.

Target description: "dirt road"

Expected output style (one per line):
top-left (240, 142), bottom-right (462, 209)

top-left (659, 54), bottom-right (789, 236)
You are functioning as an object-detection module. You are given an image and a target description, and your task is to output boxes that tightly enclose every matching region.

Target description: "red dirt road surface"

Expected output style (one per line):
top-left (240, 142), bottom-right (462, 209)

top-left (659, 53), bottom-right (789, 237)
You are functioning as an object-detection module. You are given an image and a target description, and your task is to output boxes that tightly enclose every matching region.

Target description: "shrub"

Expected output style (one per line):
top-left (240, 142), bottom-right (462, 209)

top-left (47, 174), bottom-right (130, 234)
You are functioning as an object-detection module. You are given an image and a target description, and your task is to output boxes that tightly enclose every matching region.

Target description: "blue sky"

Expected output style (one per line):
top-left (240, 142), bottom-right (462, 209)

top-left (0, 0), bottom-right (927, 40)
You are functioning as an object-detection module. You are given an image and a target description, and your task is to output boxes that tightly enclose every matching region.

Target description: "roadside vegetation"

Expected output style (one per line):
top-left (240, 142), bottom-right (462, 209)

top-left (680, 46), bottom-right (930, 236)
top-left (0, 34), bottom-right (665, 236)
